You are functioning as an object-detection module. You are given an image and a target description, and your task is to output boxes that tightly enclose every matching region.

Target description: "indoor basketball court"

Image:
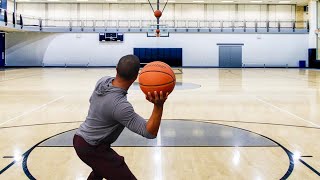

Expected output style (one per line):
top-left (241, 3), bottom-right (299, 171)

top-left (0, 0), bottom-right (320, 179)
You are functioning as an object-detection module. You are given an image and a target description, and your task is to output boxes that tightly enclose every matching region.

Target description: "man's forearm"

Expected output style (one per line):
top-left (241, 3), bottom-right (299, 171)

top-left (146, 104), bottom-right (164, 136)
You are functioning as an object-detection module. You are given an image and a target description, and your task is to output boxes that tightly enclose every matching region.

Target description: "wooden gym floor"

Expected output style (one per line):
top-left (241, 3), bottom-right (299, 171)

top-left (0, 68), bottom-right (320, 179)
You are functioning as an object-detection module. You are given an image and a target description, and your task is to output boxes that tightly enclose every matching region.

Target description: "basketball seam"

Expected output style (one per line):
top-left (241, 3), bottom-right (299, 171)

top-left (147, 62), bottom-right (175, 74)
top-left (139, 70), bottom-right (176, 80)
top-left (139, 80), bottom-right (175, 87)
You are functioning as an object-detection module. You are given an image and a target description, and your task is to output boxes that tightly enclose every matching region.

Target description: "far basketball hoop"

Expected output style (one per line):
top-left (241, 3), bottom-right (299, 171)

top-left (147, 24), bottom-right (170, 37)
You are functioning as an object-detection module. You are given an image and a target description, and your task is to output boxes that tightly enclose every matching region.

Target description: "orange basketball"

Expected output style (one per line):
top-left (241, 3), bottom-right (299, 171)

top-left (154, 10), bottom-right (162, 18)
top-left (139, 61), bottom-right (176, 97)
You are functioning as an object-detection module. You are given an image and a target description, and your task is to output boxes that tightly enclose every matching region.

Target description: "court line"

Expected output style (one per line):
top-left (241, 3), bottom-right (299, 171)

top-left (202, 120), bottom-right (320, 177)
top-left (0, 95), bottom-right (58, 96)
top-left (255, 97), bottom-right (320, 128)
top-left (36, 145), bottom-right (280, 148)
top-left (248, 69), bottom-right (319, 84)
top-left (2, 119), bottom-right (320, 130)
top-left (2, 156), bottom-right (14, 158)
top-left (0, 161), bottom-right (16, 175)
top-left (203, 120), bottom-right (320, 130)
top-left (1, 119), bottom-right (318, 177)
top-left (299, 159), bottom-right (320, 176)
top-left (0, 121), bottom-right (83, 129)
top-left (18, 120), bottom-right (296, 179)
top-left (229, 68), bottom-right (318, 85)
top-left (0, 119), bottom-right (300, 179)
top-left (0, 73), bottom-right (43, 83)
top-left (0, 96), bottom-right (65, 127)
top-left (223, 69), bottom-right (319, 89)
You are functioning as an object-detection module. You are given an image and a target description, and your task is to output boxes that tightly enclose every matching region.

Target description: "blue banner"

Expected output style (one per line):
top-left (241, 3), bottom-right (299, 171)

top-left (0, 0), bottom-right (7, 21)
top-left (0, 0), bottom-right (7, 9)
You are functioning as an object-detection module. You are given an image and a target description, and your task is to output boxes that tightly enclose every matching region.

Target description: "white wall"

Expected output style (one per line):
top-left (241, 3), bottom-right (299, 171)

top-left (6, 32), bottom-right (308, 67)
top-left (7, 0), bottom-right (14, 12)
top-left (16, 3), bottom-right (296, 21)
top-left (309, 0), bottom-right (317, 48)
top-left (17, 3), bottom-right (45, 18)
top-left (6, 32), bottom-right (58, 66)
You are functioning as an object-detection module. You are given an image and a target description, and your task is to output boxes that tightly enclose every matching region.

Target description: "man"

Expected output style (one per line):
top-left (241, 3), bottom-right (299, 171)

top-left (73, 55), bottom-right (168, 180)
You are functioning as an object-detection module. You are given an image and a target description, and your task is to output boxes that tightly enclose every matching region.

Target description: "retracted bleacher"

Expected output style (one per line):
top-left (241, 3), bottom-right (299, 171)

top-left (134, 48), bottom-right (183, 74)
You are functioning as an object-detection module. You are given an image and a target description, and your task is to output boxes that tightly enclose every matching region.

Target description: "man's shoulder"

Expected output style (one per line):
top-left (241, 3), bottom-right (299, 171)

top-left (114, 97), bottom-right (131, 108)
top-left (97, 76), bottom-right (113, 83)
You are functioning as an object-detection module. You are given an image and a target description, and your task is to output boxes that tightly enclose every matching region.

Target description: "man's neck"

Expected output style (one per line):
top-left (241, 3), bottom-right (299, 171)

top-left (112, 76), bottom-right (132, 91)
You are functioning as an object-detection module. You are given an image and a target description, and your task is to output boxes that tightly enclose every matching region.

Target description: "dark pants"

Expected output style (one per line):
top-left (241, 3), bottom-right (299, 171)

top-left (73, 135), bottom-right (137, 180)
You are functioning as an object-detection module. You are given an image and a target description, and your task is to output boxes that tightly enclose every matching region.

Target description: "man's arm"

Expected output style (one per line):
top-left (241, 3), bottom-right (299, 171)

top-left (113, 103), bottom-right (156, 139)
top-left (112, 91), bottom-right (168, 138)
top-left (145, 91), bottom-right (168, 136)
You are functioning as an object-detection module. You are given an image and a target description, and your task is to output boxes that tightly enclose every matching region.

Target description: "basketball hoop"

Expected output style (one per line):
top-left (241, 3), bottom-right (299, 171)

top-left (147, 24), bottom-right (170, 37)
top-left (146, 0), bottom-right (170, 38)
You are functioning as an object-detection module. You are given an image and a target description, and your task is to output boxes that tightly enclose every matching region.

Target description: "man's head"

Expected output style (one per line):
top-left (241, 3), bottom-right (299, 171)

top-left (116, 55), bottom-right (140, 81)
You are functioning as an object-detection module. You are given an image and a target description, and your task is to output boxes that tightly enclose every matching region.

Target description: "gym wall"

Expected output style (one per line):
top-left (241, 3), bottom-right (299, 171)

top-left (7, 0), bottom-right (14, 12)
top-left (5, 32), bottom-right (308, 67)
top-left (16, 3), bottom-right (298, 22)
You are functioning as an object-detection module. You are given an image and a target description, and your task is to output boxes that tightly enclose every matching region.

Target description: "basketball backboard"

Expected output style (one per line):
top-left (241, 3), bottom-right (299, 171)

top-left (147, 24), bottom-right (170, 37)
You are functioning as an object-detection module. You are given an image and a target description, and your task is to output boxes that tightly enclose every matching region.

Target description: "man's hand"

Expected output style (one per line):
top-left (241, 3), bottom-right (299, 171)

top-left (146, 91), bottom-right (169, 106)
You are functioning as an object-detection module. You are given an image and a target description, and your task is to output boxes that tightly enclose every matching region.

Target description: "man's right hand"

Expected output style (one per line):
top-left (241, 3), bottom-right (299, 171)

top-left (145, 91), bottom-right (168, 136)
top-left (146, 91), bottom-right (169, 106)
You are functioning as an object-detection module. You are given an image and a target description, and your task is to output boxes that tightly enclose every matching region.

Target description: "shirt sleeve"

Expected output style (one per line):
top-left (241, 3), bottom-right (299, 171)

top-left (113, 102), bottom-right (156, 139)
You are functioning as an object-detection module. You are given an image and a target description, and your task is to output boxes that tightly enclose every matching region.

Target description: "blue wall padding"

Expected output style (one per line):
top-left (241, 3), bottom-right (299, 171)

top-left (134, 48), bottom-right (182, 67)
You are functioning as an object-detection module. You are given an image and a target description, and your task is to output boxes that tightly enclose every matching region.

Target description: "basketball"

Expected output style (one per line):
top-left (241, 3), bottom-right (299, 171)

top-left (139, 61), bottom-right (176, 97)
top-left (154, 10), bottom-right (162, 18)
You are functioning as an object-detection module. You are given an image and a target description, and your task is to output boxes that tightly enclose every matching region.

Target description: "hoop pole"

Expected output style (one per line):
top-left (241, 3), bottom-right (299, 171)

top-left (157, 0), bottom-right (159, 10)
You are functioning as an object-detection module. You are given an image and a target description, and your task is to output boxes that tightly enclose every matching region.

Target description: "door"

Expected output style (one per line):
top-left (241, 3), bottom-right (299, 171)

top-left (0, 33), bottom-right (4, 68)
top-left (219, 46), bottom-right (242, 68)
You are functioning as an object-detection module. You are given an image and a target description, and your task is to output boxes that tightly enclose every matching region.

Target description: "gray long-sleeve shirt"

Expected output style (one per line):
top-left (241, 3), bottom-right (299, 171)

top-left (76, 76), bottom-right (156, 146)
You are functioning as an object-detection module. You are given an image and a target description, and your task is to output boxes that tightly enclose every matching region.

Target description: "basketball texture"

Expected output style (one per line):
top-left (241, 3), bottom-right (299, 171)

top-left (139, 61), bottom-right (176, 97)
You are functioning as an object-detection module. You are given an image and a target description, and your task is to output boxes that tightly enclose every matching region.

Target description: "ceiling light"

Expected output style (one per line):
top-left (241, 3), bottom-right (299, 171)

top-left (279, 0), bottom-right (290, 3)
top-left (221, 0), bottom-right (234, 2)
top-left (47, 0), bottom-right (60, 1)
top-left (77, 0), bottom-right (88, 1)
top-left (193, 0), bottom-right (205, 2)
top-left (250, 0), bottom-right (262, 2)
